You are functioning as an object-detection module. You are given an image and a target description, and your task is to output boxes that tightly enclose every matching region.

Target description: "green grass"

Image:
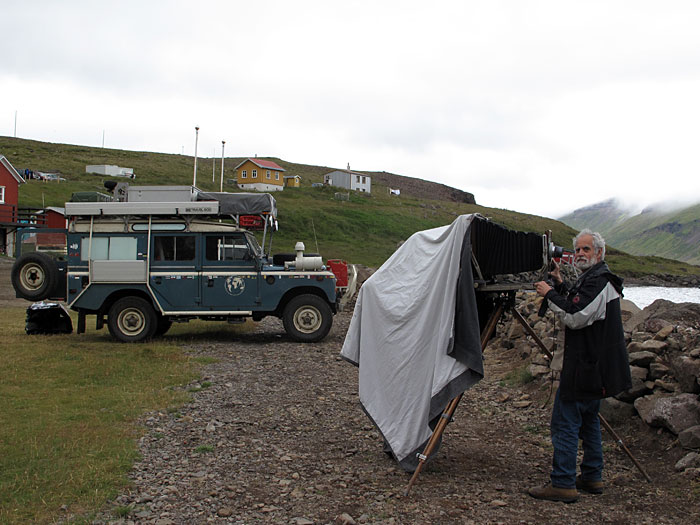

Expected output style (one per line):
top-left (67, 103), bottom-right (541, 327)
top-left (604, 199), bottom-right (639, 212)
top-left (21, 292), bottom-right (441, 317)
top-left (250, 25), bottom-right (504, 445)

top-left (0, 307), bottom-right (208, 524)
top-left (503, 365), bottom-right (534, 387)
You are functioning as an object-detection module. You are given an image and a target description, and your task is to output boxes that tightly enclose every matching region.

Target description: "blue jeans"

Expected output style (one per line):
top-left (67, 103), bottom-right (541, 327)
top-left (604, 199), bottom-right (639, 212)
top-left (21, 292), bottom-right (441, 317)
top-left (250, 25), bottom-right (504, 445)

top-left (550, 389), bottom-right (603, 488)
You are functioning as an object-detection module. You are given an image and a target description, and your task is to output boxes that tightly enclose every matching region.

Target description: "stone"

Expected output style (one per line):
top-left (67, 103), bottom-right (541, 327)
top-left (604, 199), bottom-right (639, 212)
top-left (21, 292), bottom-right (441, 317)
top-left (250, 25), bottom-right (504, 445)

top-left (679, 425), bottom-right (700, 449)
top-left (653, 324), bottom-right (675, 340)
top-left (628, 351), bottom-right (657, 368)
top-left (640, 340), bottom-right (668, 354)
top-left (600, 398), bottom-right (636, 425)
top-left (645, 318), bottom-right (673, 334)
top-left (649, 362), bottom-right (670, 380)
top-left (528, 364), bottom-right (550, 377)
top-left (507, 321), bottom-right (526, 339)
top-left (335, 513), bottom-right (357, 525)
top-left (671, 356), bottom-right (700, 394)
top-left (674, 452), bottom-right (700, 471)
top-left (217, 507), bottom-right (233, 517)
top-left (629, 366), bottom-right (648, 381)
top-left (634, 393), bottom-right (700, 435)
top-left (690, 348), bottom-right (700, 359)
top-left (626, 341), bottom-right (644, 354)
top-left (654, 380), bottom-right (678, 393)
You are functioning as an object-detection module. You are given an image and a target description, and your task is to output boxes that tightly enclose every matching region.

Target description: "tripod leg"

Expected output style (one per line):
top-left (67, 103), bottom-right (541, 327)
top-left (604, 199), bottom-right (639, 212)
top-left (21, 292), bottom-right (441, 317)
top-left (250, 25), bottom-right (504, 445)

top-left (405, 301), bottom-right (505, 496)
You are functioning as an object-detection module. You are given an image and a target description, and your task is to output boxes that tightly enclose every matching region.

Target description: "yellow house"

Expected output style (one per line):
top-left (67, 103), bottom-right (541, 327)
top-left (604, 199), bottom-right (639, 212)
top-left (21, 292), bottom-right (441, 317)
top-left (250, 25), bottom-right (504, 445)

top-left (284, 175), bottom-right (301, 188)
top-left (234, 158), bottom-right (286, 192)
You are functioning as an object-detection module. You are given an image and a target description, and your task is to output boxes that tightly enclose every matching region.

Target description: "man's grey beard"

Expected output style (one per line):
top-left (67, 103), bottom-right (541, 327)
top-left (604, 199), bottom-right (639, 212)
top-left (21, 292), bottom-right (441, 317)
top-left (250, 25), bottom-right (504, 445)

top-left (575, 258), bottom-right (595, 271)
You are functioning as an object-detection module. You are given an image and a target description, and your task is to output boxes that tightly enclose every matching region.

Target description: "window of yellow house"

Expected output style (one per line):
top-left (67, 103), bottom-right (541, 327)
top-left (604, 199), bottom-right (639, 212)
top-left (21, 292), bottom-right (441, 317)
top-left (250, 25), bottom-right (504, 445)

top-left (252, 169), bottom-right (257, 179)
top-left (266, 170), bottom-right (271, 179)
top-left (241, 170), bottom-right (247, 179)
top-left (275, 172), bottom-right (280, 180)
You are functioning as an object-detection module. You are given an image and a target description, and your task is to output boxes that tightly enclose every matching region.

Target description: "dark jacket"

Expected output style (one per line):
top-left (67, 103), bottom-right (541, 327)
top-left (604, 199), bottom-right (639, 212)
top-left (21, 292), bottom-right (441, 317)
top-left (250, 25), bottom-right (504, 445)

top-left (545, 261), bottom-right (632, 401)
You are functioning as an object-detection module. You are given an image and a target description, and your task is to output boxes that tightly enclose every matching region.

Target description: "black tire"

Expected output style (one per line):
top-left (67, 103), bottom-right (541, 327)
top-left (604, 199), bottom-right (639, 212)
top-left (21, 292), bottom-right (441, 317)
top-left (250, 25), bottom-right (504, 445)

top-left (11, 253), bottom-right (59, 301)
top-left (154, 315), bottom-right (173, 337)
top-left (282, 294), bottom-right (333, 343)
top-left (107, 297), bottom-right (157, 343)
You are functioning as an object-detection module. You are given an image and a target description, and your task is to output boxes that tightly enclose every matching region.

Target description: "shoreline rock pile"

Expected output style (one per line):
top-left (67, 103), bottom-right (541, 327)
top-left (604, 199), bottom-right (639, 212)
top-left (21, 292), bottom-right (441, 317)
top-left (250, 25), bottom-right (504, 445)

top-left (488, 292), bottom-right (700, 480)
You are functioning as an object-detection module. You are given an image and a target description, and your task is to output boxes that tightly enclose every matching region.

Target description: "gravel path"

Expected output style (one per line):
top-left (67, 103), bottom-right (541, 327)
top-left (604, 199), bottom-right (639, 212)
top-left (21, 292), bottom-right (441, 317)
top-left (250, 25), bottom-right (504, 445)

top-left (91, 306), bottom-right (698, 524)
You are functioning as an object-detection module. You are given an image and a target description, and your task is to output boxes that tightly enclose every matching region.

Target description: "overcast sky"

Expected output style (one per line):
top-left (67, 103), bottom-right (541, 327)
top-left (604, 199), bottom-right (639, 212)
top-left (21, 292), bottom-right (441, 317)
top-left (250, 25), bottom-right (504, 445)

top-left (3, 1), bottom-right (700, 218)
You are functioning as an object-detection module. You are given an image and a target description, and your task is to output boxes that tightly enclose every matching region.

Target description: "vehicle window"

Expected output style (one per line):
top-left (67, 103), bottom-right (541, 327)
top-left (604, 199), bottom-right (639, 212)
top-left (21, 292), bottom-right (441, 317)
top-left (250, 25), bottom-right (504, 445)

top-left (81, 236), bottom-right (138, 261)
top-left (153, 236), bottom-right (195, 261)
top-left (205, 234), bottom-right (250, 261)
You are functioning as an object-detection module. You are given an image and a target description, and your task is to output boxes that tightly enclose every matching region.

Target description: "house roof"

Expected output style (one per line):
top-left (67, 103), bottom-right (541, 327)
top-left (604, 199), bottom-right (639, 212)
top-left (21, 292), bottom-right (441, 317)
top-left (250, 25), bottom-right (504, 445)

top-left (233, 158), bottom-right (286, 172)
top-left (0, 155), bottom-right (26, 184)
top-left (324, 169), bottom-right (370, 178)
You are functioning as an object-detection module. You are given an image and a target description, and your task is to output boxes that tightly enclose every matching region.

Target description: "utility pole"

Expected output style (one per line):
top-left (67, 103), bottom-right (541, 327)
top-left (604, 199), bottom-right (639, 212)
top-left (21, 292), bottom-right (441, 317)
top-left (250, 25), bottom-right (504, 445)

top-left (192, 126), bottom-right (200, 187)
top-left (220, 140), bottom-right (226, 192)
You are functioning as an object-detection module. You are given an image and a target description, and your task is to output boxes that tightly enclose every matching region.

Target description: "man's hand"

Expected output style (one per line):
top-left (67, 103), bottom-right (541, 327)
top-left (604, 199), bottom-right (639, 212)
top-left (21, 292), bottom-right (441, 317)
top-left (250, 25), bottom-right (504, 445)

top-left (534, 281), bottom-right (552, 297)
top-left (548, 260), bottom-right (563, 285)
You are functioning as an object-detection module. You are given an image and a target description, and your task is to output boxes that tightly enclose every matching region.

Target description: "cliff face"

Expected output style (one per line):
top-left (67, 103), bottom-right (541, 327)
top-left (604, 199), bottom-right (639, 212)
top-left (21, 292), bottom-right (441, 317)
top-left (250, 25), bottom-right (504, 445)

top-left (367, 170), bottom-right (476, 204)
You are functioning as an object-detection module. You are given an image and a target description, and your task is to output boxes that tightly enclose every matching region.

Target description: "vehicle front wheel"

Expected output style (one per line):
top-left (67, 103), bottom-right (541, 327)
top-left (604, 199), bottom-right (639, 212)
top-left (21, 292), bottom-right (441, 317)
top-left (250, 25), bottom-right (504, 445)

top-left (282, 294), bottom-right (333, 343)
top-left (108, 297), bottom-right (157, 343)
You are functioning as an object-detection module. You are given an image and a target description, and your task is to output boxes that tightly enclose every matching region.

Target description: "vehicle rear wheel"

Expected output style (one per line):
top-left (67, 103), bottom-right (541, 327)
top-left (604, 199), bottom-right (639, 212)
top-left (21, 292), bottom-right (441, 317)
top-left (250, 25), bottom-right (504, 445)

top-left (11, 253), bottom-right (59, 301)
top-left (108, 297), bottom-right (157, 343)
top-left (282, 294), bottom-right (333, 343)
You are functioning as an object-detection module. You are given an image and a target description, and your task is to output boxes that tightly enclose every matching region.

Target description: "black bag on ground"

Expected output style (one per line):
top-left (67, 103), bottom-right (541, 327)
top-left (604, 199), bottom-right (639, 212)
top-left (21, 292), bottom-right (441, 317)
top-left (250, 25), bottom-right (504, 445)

top-left (25, 302), bottom-right (73, 335)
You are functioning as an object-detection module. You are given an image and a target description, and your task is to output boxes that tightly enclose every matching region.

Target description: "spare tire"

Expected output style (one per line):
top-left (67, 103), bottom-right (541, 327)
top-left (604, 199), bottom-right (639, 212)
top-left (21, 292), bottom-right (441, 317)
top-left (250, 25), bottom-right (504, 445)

top-left (11, 253), bottom-right (60, 301)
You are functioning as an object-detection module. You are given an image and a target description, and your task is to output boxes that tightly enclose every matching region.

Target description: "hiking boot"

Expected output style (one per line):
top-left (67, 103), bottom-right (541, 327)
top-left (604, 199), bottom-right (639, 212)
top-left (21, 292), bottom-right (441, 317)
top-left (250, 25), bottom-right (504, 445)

top-left (576, 475), bottom-right (604, 494)
top-left (528, 483), bottom-right (578, 503)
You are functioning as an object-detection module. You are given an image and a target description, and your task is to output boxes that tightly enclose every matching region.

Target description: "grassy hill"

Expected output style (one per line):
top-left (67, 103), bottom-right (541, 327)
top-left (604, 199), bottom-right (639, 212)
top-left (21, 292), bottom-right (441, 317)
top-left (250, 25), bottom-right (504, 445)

top-left (2, 136), bottom-right (699, 278)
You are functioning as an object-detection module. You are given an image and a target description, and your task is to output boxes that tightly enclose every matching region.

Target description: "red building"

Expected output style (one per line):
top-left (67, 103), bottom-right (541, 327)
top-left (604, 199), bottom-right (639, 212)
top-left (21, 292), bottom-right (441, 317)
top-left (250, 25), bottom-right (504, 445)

top-left (0, 155), bottom-right (26, 255)
top-left (0, 154), bottom-right (64, 256)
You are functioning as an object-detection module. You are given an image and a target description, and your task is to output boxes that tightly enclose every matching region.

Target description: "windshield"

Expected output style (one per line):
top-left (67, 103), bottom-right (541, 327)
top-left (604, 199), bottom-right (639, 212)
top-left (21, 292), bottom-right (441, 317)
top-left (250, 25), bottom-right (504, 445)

top-left (245, 231), bottom-right (262, 257)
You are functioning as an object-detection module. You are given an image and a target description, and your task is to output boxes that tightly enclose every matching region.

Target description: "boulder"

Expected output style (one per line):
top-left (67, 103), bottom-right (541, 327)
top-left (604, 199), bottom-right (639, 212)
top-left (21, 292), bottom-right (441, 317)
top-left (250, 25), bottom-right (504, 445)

top-left (671, 356), bottom-right (700, 394)
top-left (634, 393), bottom-right (700, 435)
top-left (679, 425), bottom-right (700, 450)
top-left (675, 452), bottom-right (700, 471)
top-left (629, 365), bottom-right (648, 381)
top-left (644, 318), bottom-right (673, 334)
top-left (599, 398), bottom-right (636, 425)
top-left (624, 310), bottom-right (651, 333)
top-left (640, 340), bottom-right (668, 354)
top-left (653, 324), bottom-right (675, 340)
top-left (628, 351), bottom-right (656, 368)
top-left (649, 361), bottom-right (670, 380)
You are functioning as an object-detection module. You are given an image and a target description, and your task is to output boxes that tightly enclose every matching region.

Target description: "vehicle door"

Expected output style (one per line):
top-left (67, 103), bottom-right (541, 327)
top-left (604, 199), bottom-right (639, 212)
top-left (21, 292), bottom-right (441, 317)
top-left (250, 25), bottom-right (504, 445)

top-left (201, 232), bottom-right (259, 309)
top-left (149, 234), bottom-right (200, 311)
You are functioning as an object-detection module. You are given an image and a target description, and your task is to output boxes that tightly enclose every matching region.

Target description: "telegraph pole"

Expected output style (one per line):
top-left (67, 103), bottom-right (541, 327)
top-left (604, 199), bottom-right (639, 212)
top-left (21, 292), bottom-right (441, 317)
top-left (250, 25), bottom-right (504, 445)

top-left (220, 140), bottom-right (226, 192)
top-left (192, 126), bottom-right (200, 187)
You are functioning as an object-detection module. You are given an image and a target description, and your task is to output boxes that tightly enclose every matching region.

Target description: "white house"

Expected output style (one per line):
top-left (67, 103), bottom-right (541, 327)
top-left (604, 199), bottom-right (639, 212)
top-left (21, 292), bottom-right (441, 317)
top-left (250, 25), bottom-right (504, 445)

top-left (323, 169), bottom-right (371, 193)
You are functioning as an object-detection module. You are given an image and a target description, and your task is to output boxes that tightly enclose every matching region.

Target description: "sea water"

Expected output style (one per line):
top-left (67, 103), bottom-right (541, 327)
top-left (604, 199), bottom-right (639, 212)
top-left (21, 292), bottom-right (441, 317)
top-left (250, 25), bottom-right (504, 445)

top-left (623, 286), bottom-right (700, 309)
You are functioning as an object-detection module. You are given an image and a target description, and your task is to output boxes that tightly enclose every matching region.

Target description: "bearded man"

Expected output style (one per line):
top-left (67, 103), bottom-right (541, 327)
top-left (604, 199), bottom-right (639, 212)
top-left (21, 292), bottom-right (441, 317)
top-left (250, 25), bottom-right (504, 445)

top-left (529, 229), bottom-right (632, 503)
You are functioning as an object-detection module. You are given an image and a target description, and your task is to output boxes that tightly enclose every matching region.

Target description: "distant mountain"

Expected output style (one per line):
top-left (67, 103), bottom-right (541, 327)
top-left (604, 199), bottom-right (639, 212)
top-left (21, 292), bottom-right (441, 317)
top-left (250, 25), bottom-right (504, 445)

top-left (560, 200), bottom-right (700, 265)
top-left (558, 199), bottom-right (632, 235)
